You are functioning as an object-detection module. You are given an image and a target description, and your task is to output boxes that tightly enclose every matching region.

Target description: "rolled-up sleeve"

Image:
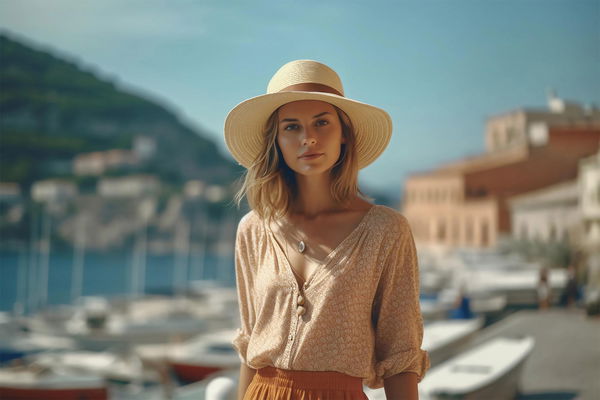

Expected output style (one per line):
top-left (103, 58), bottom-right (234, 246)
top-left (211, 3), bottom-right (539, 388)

top-left (371, 215), bottom-right (430, 385)
top-left (231, 216), bottom-right (256, 366)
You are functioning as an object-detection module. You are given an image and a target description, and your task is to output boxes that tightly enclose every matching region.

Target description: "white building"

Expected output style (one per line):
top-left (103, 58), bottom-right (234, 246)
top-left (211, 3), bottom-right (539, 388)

top-left (31, 179), bottom-right (78, 203)
top-left (508, 180), bottom-right (579, 243)
top-left (485, 92), bottom-right (600, 153)
top-left (579, 151), bottom-right (600, 248)
top-left (184, 180), bottom-right (206, 199)
top-left (133, 135), bottom-right (156, 160)
top-left (97, 175), bottom-right (160, 198)
top-left (74, 149), bottom-right (138, 176)
top-left (0, 182), bottom-right (21, 202)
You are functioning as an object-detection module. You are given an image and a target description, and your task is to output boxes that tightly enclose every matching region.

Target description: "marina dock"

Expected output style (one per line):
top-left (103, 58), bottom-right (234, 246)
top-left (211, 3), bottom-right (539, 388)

top-left (469, 308), bottom-right (600, 400)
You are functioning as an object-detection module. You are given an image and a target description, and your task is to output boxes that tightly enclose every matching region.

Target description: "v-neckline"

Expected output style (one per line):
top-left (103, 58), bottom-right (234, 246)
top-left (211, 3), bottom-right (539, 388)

top-left (267, 205), bottom-right (378, 291)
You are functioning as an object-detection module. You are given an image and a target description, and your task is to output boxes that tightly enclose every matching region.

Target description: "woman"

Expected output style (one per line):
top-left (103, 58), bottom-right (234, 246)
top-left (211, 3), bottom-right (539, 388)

top-left (224, 60), bottom-right (429, 400)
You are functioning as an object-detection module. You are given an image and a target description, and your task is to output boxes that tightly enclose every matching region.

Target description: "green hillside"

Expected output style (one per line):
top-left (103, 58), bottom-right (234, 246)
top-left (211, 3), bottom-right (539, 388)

top-left (0, 33), bottom-right (239, 188)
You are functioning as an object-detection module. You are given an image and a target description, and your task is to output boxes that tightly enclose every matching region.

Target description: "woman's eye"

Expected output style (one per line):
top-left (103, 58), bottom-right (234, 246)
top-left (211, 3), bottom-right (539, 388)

top-left (315, 119), bottom-right (329, 127)
top-left (284, 124), bottom-right (299, 131)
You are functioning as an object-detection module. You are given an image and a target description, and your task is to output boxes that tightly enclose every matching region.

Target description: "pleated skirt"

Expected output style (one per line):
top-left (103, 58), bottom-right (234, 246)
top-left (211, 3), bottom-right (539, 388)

top-left (243, 366), bottom-right (369, 400)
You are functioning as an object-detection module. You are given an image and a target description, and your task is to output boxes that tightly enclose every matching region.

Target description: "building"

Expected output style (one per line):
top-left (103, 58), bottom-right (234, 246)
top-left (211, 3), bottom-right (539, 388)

top-left (133, 135), bottom-right (157, 161)
top-left (0, 182), bottom-right (24, 224)
top-left (578, 151), bottom-right (600, 250)
top-left (485, 91), bottom-right (600, 153)
top-left (31, 179), bottom-right (78, 203)
top-left (74, 149), bottom-right (138, 176)
top-left (578, 151), bottom-right (600, 301)
top-left (402, 95), bottom-right (600, 249)
top-left (508, 181), bottom-right (579, 243)
top-left (0, 182), bottom-right (21, 203)
top-left (97, 175), bottom-right (160, 198)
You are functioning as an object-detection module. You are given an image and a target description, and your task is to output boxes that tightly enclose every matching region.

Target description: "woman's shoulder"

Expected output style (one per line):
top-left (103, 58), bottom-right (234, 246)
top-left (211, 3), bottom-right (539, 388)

top-left (369, 205), bottom-right (411, 236)
top-left (238, 209), bottom-right (261, 230)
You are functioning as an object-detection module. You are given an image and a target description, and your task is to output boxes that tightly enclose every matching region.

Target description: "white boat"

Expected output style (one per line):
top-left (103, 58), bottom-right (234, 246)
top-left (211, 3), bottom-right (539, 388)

top-left (175, 367), bottom-right (239, 400)
top-left (0, 332), bottom-right (76, 364)
top-left (0, 364), bottom-right (108, 399)
top-left (30, 350), bottom-right (160, 385)
top-left (422, 317), bottom-right (484, 367)
top-left (363, 318), bottom-right (484, 400)
top-left (135, 329), bottom-right (240, 383)
top-left (420, 298), bottom-right (453, 321)
top-left (419, 336), bottom-right (535, 400)
top-left (470, 294), bottom-right (507, 315)
top-left (25, 295), bottom-right (227, 351)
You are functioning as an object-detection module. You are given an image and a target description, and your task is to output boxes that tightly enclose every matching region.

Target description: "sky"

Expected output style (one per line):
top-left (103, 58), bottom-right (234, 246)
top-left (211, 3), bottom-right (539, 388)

top-left (0, 0), bottom-right (598, 195)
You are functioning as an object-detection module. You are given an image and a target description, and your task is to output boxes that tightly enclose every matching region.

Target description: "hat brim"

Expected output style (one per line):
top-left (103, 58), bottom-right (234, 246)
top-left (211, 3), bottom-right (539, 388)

top-left (224, 91), bottom-right (392, 169)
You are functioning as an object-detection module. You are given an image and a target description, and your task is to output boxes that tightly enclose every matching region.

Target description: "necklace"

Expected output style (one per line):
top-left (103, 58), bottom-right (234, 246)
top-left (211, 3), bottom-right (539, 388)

top-left (298, 240), bottom-right (306, 253)
top-left (278, 218), bottom-right (307, 255)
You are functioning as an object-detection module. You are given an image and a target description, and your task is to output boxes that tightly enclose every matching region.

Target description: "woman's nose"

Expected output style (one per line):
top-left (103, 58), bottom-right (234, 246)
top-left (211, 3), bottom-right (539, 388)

top-left (301, 128), bottom-right (317, 146)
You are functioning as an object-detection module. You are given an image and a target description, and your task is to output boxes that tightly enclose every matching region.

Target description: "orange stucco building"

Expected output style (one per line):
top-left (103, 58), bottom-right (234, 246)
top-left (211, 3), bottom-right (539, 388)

top-left (402, 96), bottom-right (600, 249)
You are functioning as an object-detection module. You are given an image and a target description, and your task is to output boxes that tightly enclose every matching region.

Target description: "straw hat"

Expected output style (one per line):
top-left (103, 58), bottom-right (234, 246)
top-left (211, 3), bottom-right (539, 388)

top-left (224, 60), bottom-right (392, 169)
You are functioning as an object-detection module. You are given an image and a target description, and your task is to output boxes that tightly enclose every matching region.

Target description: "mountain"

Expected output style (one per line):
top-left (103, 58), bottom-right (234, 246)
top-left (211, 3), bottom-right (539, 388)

top-left (0, 32), bottom-right (240, 188)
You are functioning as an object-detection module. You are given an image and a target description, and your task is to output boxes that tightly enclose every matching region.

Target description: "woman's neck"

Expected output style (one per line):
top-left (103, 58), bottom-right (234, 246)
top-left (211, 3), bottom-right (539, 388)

top-left (293, 173), bottom-right (344, 218)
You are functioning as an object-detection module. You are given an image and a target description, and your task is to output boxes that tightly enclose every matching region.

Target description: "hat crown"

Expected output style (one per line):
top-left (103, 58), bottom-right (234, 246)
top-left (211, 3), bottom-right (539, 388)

top-left (266, 60), bottom-right (345, 96)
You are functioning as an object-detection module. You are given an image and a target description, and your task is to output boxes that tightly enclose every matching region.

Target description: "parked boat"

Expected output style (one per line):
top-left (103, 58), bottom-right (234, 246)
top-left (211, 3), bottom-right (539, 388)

top-left (29, 349), bottom-right (160, 385)
top-left (135, 329), bottom-right (239, 383)
top-left (363, 318), bottom-right (484, 400)
top-left (25, 295), bottom-right (224, 351)
top-left (422, 317), bottom-right (484, 367)
top-left (0, 364), bottom-right (108, 400)
top-left (0, 332), bottom-right (76, 365)
top-left (419, 336), bottom-right (535, 400)
top-left (174, 367), bottom-right (239, 400)
top-left (420, 298), bottom-right (453, 321)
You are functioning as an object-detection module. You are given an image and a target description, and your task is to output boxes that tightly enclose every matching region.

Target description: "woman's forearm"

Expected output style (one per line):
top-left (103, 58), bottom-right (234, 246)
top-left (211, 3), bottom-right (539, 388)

top-left (383, 371), bottom-right (419, 399)
top-left (237, 363), bottom-right (256, 400)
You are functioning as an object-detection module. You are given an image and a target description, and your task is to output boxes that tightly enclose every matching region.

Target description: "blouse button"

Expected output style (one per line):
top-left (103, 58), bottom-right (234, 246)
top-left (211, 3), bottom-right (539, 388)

top-left (296, 306), bottom-right (306, 316)
top-left (297, 295), bottom-right (304, 305)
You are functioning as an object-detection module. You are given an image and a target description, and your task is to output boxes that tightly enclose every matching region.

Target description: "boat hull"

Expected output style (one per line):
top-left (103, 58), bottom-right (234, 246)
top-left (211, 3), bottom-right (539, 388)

top-left (0, 386), bottom-right (108, 400)
top-left (170, 362), bottom-right (223, 384)
top-left (431, 360), bottom-right (527, 400)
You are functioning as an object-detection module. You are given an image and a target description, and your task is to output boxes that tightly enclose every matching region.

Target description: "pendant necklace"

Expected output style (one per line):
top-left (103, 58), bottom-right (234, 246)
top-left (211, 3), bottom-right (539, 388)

top-left (297, 240), bottom-right (306, 253)
top-left (280, 218), bottom-right (307, 255)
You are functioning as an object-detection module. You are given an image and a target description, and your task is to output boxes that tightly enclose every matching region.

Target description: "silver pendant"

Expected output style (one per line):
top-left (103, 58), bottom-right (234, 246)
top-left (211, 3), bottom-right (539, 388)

top-left (298, 240), bottom-right (306, 253)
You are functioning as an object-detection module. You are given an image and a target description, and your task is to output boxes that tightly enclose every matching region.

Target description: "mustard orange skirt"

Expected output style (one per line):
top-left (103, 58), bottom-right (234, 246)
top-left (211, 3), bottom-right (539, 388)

top-left (243, 366), bottom-right (368, 400)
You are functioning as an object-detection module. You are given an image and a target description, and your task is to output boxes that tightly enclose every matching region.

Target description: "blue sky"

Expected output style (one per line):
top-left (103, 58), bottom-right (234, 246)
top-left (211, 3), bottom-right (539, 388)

top-left (1, 0), bottom-right (598, 194)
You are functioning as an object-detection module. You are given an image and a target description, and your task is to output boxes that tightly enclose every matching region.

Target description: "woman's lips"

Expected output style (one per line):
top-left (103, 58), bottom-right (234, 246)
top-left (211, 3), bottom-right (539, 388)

top-left (298, 153), bottom-right (324, 160)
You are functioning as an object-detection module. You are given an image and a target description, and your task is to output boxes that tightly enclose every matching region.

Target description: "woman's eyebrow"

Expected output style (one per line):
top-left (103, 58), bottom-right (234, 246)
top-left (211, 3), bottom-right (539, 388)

top-left (279, 112), bottom-right (331, 124)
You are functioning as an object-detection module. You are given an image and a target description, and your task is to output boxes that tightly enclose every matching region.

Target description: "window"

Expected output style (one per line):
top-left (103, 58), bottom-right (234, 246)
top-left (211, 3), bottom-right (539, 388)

top-left (452, 218), bottom-right (460, 243)
top-left (481, 220), bottom-right (489, 246)
top-left (437, 220), bottom-right (447, 241)
top-left (506, 126), bottom-right (518, 144)
top-left (465, 217), bottom-right (474, 245)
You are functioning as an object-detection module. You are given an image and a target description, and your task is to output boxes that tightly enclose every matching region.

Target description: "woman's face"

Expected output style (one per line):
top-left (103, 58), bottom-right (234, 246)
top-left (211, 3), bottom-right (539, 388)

top-left (276, 100), bottom-right (345, 177)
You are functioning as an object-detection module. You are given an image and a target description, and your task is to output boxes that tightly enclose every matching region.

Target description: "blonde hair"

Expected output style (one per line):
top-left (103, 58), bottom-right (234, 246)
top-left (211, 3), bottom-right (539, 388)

top-left (235, 105), bottom-right (360, 221)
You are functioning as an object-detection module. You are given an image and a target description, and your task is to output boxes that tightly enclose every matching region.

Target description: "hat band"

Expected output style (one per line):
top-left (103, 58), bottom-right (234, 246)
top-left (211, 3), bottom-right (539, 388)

top-left (277, 82), bottom-right (343, 97)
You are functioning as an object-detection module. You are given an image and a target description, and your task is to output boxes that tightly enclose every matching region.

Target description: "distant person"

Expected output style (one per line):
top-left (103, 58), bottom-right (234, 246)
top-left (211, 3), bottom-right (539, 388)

top-left (224, 60), bottom-right (429, 400)
top-left (537, 267), bottom-right (551, 310)
top-left (560, 264), bottom-right (579, 308)
top-left (450, 284), bottom-right (474, 319)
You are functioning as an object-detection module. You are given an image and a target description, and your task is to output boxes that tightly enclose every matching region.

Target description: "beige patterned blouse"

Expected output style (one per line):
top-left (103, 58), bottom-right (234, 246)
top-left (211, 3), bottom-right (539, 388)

top-left (231, 204), bottom-right (430, 389)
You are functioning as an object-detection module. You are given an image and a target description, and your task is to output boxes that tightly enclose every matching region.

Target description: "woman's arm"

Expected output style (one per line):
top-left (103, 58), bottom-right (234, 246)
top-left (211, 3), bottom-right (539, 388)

top-left (237, 363), bottom-right (256, 400)
top-left (384, 371), bottom-right (419, 399)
